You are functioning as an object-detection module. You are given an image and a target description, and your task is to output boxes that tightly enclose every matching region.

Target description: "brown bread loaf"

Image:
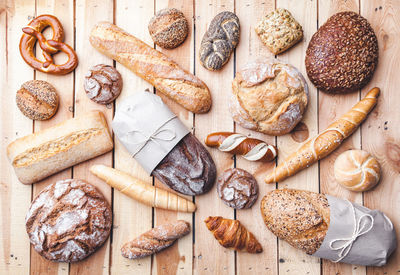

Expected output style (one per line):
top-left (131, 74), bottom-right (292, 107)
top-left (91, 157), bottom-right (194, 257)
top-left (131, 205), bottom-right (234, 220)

top-left (260, 189), bottom-right (330, 255)
top-left (90, 21), bottom-right (211, 113)
top-left (121, 220), bottom-right (190, 259)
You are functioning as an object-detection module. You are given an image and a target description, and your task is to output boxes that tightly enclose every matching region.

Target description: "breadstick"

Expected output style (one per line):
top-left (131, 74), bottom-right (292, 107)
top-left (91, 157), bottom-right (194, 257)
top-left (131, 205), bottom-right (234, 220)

top-left (265, 87), bottom-right (380, 183)
top-left (90, 165), bottom-right (196, 213)
top-left (205, 132), bottom-right (277, 162)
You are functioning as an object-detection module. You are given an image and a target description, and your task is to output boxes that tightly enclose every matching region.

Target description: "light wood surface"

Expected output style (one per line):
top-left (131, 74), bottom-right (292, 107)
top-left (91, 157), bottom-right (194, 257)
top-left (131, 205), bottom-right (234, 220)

top-left (0, 0), bottom-right (399, 274)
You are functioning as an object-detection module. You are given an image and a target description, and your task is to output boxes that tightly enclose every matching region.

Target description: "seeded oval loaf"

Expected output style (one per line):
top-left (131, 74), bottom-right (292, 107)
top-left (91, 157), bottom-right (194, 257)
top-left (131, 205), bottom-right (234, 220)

top-left (305, 11), bottom-right (378, 93)
top-left (260, 189), bottom-right (330, 255)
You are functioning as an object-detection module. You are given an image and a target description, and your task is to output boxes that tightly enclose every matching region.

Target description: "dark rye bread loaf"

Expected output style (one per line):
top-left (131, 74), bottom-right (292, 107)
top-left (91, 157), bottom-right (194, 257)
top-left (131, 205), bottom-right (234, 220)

top-left (199, 11), bottom-right (240, 71)
top-left (152, 133), bottom-right (216, 196)
top-left (305, 11), bottom-right (378, 93)
top-left (260, 189), bottom-right (330, 255)
top-left (26, 179), bottom-right (112, 262)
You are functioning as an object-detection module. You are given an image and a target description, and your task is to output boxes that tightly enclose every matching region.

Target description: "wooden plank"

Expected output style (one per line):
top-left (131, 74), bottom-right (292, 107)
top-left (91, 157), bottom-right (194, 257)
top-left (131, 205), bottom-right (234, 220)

top-left (152, 1), bottom-right (194, 274)
top-left (112, 0), bottom-right (154, 274)
top-left (31, 0), bottom-right (74, 274)
top-left (0, 1), bottom-right (33, 274)
top-left (194, 1), bottom-right (235, 274)
top-left (318, 1), bottom-right (366, 274)
top-left (274, 1), bottom-right (321, 274)
top-left (361, 0), bottom-right (400, 274)
top-left (70, 0), bottom-right (114, 274)
top-left (234, 0), bottom-right (278, 274)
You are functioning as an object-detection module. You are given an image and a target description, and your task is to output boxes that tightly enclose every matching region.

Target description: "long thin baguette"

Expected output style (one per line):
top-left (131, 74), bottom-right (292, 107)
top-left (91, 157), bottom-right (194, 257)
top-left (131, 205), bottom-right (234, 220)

top-left (90, 165), bottom-right (196, 213)
top-left (7, 111), bottom-right (113, 184)
top-left (265, 87), bottom-right (380, 183)
top-left (89, 21), bottom-right (211, 113)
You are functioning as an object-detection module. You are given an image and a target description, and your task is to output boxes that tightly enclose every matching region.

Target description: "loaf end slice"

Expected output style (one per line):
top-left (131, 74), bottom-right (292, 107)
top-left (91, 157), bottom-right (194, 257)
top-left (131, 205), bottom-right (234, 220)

top-left (260, 189), bottom-right (330, 254)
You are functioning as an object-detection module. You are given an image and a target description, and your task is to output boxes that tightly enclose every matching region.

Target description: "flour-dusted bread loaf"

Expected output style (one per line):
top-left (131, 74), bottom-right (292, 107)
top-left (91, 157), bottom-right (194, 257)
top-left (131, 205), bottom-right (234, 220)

top-left (305, 12), bottom-right (378, 93)
top-left (90, 21), bottom-right (211, 113)
top-left (230, 60), bottom-right (308, 135)
top-left (334, 149), bottom-right (381, 192)
top-left (261, 189), bottom-right (330, 255)
top-left (7, 111), bottom-right (113, 184)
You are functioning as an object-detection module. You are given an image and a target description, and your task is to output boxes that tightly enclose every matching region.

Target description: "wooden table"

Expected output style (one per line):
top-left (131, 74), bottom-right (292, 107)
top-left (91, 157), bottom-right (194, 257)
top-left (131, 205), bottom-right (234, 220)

top-left (1, 0), bottom-right (399, 274)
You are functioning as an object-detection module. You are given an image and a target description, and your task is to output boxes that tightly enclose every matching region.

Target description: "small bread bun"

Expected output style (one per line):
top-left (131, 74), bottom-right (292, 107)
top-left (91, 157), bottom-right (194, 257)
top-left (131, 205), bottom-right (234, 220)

top-left (334, 149), bottom-right (381, 192)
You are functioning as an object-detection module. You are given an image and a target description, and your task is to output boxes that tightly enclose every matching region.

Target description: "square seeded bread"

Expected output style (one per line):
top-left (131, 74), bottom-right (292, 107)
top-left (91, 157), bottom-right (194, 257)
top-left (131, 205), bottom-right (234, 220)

top-left (255, 8), bottom-right (303, 55)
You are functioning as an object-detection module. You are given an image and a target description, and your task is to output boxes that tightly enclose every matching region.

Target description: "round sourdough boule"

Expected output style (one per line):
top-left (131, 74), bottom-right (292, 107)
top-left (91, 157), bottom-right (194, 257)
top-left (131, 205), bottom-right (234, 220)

top-left (334, 149), bottom-right (381, 192)
top-left (148, 8), bottom-right (189, 49)
top-left (16, 80), bottom-right (59, 120)
top-left (25, 179), bottom-right (112, 262)
top-left (230, 60), bottom-right (308, 136)
top-left (84, 64), bottom-right (122, 105)
top-left (217, 168), bottom-right (258, 209)
top-left (305, 11), bottom-right (378, 93)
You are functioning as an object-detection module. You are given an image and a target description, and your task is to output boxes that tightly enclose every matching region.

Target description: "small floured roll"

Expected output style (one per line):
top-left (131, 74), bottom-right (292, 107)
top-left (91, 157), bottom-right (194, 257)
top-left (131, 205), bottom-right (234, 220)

top-left (230, 60), bottom-right (308, 136)
top-left (334, 149), bottom-right (381, 192)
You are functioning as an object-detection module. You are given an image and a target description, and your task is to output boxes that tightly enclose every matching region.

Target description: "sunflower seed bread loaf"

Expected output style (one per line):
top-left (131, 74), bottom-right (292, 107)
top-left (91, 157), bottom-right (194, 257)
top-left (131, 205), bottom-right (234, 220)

top-left (261, 189), bottom-right (330, 255)
top-left (199, 11), bottom-right (240, 71)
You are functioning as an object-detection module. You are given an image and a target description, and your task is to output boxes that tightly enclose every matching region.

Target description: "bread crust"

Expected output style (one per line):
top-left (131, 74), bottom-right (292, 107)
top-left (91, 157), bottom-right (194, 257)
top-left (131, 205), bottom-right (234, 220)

top-left (7, 111), bottom-right (113, 184)
top-left (90, 21), bottom-right (211, 113)
top-left (260, 189), bottom-right (330, 255)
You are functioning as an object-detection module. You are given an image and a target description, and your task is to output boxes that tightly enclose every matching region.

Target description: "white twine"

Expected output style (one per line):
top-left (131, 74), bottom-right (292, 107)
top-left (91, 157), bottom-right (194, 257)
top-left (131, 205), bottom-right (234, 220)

top-left (329, 200), bottom-right (374, 263)
top-left (125, 116), bottom-right (177, 157)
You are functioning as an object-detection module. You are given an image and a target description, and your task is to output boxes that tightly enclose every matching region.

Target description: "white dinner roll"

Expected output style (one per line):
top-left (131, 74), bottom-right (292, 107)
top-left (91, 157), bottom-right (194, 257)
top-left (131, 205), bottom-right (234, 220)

top-left (334, 149), bottom-right (381, 192)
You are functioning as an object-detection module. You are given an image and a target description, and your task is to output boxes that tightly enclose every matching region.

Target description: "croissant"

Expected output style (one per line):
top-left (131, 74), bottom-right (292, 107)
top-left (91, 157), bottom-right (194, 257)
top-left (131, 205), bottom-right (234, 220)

top-left (204, 216), bottom-right (263, 253)
top-left (121, 220), bottom-right (190, 259)
top-left (205, 132), bottom-right (277, 162)
top-left (90, 165), bottom-right (196, 212)
top-left (265, 87), bottom-right (380, 183)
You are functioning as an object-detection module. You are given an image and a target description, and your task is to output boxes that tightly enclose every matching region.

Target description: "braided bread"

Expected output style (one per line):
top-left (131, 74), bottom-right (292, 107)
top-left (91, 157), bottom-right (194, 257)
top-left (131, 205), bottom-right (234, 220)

top-left (121, 220), bottom-right (190, 259)
top-left (199, 11), bottom-right (240, 71)
top-left (205, 132), bottom-right (277, 162)
top-left (265, 87), bottom-right (380, 183)
top-left (204, 216), bottom-right (262, 253)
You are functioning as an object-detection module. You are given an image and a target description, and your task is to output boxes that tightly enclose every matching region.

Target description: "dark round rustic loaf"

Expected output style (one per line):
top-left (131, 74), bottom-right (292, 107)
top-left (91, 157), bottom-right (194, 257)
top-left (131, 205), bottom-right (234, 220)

top-left (199, 11), bottom-right (240, 71)
top-left (305, 11), bottom-right (378, 93)
top-left (84, 64), bottom-right (122, 105)
top-left (16, 80), bottom-right (59, 120)
top-left (152, 133), bottom-right (216, 196)
top-left (148, 8), bottom-right (189, 49)
top-left (25, 179), bottom-right (112, 262)
top-left (217, 168), bottom-right (258, 209)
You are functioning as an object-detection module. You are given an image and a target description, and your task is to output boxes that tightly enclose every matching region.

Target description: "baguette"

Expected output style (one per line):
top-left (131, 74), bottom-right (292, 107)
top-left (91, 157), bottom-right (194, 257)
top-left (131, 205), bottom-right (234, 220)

top-left (121, 220), bottom-right (190, 259)
top-left (260, 189), bottom-right (330, 255)
top-left (265, 87), bottom-right (380, 183)
top-left (7, 111), bottom-right (113, 184)
top-left (89, 21), bottom-right (211, 113)
top-left (90, 165), bottom-right (196, 213)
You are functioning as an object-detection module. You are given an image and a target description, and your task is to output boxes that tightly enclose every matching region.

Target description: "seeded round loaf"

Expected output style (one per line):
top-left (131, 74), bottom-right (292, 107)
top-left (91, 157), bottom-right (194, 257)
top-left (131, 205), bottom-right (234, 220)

top-left (148, 8), bottom-right (189, 49)
top-left (230, 60), bottom-right (308, 136)
top-left (25, 179), bottom-right (112, 262)
top-left (305, 11), bottom-right (378, 93)
top-left (16, 80), bottom-right (59, 120)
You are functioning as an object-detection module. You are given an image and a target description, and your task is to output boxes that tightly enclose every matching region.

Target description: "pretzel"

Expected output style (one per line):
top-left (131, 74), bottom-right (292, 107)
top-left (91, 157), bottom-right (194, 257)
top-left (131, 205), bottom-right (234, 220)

top-left (205, 132), bottom-right (277, 162)
top-left (19, 14), bottom-right (78, 75)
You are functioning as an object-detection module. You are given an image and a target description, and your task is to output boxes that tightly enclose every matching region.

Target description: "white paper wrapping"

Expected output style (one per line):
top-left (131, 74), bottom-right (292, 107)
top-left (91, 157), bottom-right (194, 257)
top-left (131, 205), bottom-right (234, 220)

top-left (112, 92), bottom-right (189, 174)
top-left (313, 195), bottom-right (397, 266)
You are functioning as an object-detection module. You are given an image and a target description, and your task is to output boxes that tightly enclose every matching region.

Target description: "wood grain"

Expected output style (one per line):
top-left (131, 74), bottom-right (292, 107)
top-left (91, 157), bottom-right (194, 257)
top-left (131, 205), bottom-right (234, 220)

top-left (234, 0), bottom-right (278, 274)
top-left (70, 0), bottom-right (114, 274)
top-left (276, 1), bottom-right (321, 274)
top-left (318, 1), bottom-right (366, 274)
top-left (361, 1), bottom-right (400, 274)
top-left (193, 1), bottom-right (235, 274)
top-left (112, 0), bottom-right (154, 274)
top-left (0, 1), bottom-right (33, 274)
top-left (152, 0), bottom-right (194, 274)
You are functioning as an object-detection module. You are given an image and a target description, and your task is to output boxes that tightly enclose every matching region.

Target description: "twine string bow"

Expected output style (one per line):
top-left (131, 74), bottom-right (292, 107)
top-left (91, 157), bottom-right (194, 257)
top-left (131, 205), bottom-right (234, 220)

top-left (329, 200), bottom-right (374, 263)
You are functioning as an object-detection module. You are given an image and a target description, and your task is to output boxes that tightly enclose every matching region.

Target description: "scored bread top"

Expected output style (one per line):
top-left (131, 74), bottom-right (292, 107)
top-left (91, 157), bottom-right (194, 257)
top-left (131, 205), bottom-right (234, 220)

top-left (261, 189), bottom-right (330, 255)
